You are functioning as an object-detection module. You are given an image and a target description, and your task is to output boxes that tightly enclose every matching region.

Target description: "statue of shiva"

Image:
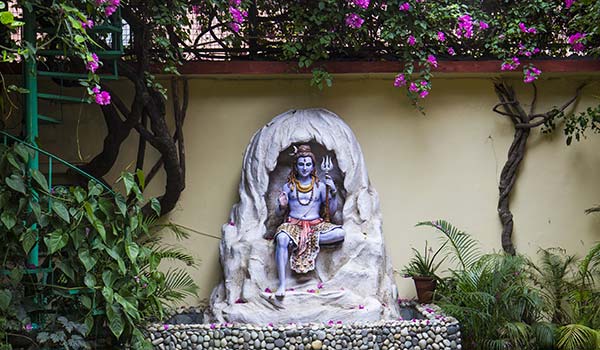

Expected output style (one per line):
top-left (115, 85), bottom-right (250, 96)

top-left (274, 144), bottom-right (346, 297)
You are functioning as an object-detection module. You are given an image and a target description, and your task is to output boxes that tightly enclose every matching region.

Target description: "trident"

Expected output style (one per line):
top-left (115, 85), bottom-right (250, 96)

top-left (321, 155), bottom-right (333, 222)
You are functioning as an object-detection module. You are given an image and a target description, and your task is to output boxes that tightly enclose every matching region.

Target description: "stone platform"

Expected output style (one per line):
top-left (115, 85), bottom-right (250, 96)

top-left (149, 303), bottom-right (462, 350)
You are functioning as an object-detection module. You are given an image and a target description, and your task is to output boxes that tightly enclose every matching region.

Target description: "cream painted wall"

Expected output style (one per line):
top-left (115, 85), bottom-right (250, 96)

top-left (36, 74), bottom-right (600, 304)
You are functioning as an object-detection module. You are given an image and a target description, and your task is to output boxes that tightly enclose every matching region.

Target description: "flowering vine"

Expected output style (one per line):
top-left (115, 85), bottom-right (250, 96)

top-left (185, 0), bottom-right (597, 107)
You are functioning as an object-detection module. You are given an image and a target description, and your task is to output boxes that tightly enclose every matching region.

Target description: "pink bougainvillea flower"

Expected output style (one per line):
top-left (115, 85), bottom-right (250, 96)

top-left (81, 19), bottom-right (94, 29)
top-left (94, 91), bottom-right (111, 105)
top-left (337, 320), bottom-right (343, 324)
top-left (264, 287), bottom-right (272, 293)
top-left (235, 298), bottom-right (245, 304)
top-left (327, 320), bottom-right (334, 326)
top-left (210, 323), bottom-right (216, 329)
top-left (307, 289), bottom-right (316, 293)
top-left (568, 32), bottom-right (586, 52)
top-left (95, 0), bottom-right (107, 4)
top-left (437, 31), bottom-right (446, 42)
top-left (105, 5), bottom-right (117, 16)
top-left (86, 53), bottom-right (100, 73)
top-left (419, 90), bottom-right (429, 98)
top-left (345, 13), bottom-right (364, 29)
top-left (229, 6), bottom-right (246, 23)
top-left (92, 86), bottom-right (100, 94)
top-left (500, 57), bottom-right (520, 71)
top-left (518, 22), bottom-right (528, 32)
top-left (393, 73), bottom-right (406, 87)
top-left (191, 5), bottom-right (200, 14)
top-left (447, 47), bottom-right (456, 56)
top-left (358, 304), bottom-right (365, 309)
top-left (519, 22), bottom-right (537, 34)
top-left (230, 0), bottom-right (241, 5)
top-left (268, 322), bottom-right (274, 327)
top-left (25, 323), bottom-right (33, 331)
top-left (479, 21), bottom-right (489, 30)
top-left (409, 82), bottom-right (419, 93)
top-left (317, 282), bottom-right (324, 289)
top-left (407, 35), bottom-right (416, 46)
top-left (286, 287), bottom-right (295, 291)
top-left (427, 54), bottom-right (438, 68)
top-left (353, 0), bottom-right (370, 9)
top-left (398, 2), bottom-right (411, 11)
top-left (229, 221), bottom-right (235, 226)
top-left (229, 22), bottom-right (241, 33)
top-left (565, 0), bottom-right (575, 8)
top-left (457, 14), bottom-right (473, 38)
top-left (163, 324), bottom-right (169, 330)
top-left (523, 66), bottom-right (542, 83)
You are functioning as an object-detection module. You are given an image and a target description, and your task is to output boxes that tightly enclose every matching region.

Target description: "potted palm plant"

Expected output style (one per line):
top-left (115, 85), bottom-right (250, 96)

top-left (401, 240), bottom-right (447, 303)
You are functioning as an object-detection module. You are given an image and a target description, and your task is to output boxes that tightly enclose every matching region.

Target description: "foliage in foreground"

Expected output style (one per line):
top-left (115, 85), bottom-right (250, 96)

top-left (416, 220), bottom-right (600, 350)
top-left (0, 144), bottom-right (198, 349)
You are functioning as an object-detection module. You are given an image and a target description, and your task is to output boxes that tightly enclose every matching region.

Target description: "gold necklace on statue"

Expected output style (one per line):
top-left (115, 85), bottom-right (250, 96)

top-left (294, 176), bottom-right (315, 206)
top-left (293, 176), bottom-right (315, 193)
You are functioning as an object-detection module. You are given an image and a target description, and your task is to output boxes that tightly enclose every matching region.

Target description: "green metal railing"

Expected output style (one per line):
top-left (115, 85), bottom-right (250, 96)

top-left (0, 131), bottom-right (114, 195)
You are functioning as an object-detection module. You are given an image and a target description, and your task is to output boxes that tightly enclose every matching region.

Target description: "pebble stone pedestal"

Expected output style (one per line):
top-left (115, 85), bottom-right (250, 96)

top-left (148, 303), bottom-right (461, 350)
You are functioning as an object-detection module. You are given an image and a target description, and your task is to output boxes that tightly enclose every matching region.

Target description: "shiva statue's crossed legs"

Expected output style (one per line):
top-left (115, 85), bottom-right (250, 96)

top-left (275, 228), bottom-right (345, 297)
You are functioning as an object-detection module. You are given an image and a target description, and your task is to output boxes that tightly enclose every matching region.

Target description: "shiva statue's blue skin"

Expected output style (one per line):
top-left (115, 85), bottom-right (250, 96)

top-left (274, 156), bottom-right (345, 296)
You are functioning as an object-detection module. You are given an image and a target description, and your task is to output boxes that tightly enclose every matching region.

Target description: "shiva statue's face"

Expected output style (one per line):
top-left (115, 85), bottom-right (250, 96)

top-left (296, 156), bottom-right (314, 178)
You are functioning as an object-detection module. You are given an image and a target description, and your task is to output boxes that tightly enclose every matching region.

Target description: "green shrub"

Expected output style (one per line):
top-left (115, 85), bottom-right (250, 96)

top-left (0, 143), bottom-right (198, 348)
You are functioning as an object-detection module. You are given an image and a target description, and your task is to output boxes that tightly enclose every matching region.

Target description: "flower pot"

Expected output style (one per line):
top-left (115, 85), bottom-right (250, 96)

top-left (413, 276), bottom-right (437, 303)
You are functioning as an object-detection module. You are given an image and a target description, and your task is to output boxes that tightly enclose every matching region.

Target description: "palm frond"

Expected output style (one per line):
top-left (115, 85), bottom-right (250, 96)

top-left (480, 338), bottom-right (512, 350)
top-left (155, 268), bottom-right (199, 303)
top-left (556, 324), bottom-right (598, 350)
top-left (532, 321), bottom-right (556, 349)
top-left (152, 246), bottom-right (197, 267)
top-left (580, 242), bottom-right (600, 281)
top-left (500, 321), bottom-right (531, 348)
top-left (417, 220), bottom-right (481, 270)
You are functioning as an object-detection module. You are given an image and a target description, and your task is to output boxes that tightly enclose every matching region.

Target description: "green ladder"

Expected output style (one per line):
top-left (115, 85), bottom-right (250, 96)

top-left (21, 5), bottom-right (123, 266)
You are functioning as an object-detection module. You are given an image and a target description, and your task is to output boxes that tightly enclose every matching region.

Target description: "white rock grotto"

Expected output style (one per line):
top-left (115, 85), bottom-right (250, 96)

top-left (207, 108), bottom-right (400, 324)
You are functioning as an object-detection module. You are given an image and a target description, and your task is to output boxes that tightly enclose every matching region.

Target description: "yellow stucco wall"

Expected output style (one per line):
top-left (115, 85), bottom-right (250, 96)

top-left (35, 74), bottom-right (600, 303)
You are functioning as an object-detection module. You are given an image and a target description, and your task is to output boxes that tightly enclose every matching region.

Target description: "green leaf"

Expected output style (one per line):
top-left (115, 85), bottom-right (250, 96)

top-left (21, 227), bottom-right (37, 253)
top-left (74, 34), bottom-right (85, 43)
top-left (57, 261), bottom-right (75, 281)
top-left (13, 144), bottom-right (29, 162)
top-left (102, 286), bottom-right (114, 304)
top-left (30, 200), bottom-right (46, 227)
top-left (88, 182), bottom-right (102, 197)
top-left (122, 173), bottom-right (136, 196)
top-left (73, 187), bottom-right (86, 203)
top-left (78, 250), bottom-right (97, 271)
top-left (125, 241), bottom-right (139, 263)
top-left (30, 169), bottom-right (49, 190)
top-left (115, 194), bottom-right (127, 217)
top-left (93, 219), bottom-right (106, 242)
top-left (84, 315), bottom-right (94, 336)
top-left (0, 10), bottom-right (14, 25)
top-left (136, 169), bottom-right (145, 191)
top-left (52, 201), bottom-right (70, 223)
top-left (10, 268), bottom-right (23, 284)
top-left (84, 273), bottom-right (96, 289)
top-left (44, 230), bottom-right (68, 254)
top-left (1, 211), bottom-right (16, 229)
top-left (106, 304), bottom-right (124, 338)
top-left (5, 174), bottom-right (26, 194)
top-left (115, 294), bottom-right (140, 320)
top-left (102, 270), bottom-right (115, 288)
top-left (150, 198), bottom-right (161, 216)
top-left (116, 257), bottom-right (126, 275)
top-left (0, 289), bottom-right (12, 310)
top-left (98, 198), bottom-right (114, 218)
